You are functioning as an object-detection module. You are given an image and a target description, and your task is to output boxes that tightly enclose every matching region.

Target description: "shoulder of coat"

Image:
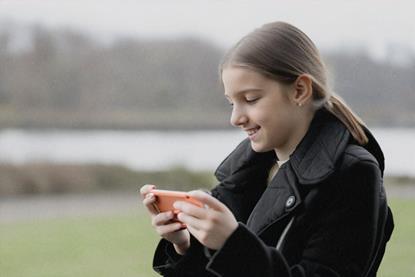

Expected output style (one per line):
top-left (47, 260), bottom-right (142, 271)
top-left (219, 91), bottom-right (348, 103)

top-left (341, 144), bottom-right (379, 168)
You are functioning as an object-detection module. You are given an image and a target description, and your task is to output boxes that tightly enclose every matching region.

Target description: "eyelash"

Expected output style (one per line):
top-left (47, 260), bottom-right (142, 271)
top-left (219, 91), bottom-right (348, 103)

top-left (227, 98), bottom-right (259, 107)
top-left (246, 98), bottom-right (259, 104)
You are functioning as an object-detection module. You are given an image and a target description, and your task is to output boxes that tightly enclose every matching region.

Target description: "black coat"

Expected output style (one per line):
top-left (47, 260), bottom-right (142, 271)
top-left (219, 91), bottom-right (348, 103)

top-left (153, 108), bottom-right (394, 277)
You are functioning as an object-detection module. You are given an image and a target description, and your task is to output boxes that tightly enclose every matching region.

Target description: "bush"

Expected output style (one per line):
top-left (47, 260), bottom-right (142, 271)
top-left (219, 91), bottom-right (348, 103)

top-left (0, 163), bottom-right (216, 196)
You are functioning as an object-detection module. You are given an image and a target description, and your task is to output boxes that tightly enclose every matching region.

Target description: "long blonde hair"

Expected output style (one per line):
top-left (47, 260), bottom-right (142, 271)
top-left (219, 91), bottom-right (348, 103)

top-left (219, 21), bottom-right (368, 145)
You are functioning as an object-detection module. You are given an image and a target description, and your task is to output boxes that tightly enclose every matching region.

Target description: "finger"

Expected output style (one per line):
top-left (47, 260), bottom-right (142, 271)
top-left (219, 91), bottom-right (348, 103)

top-left (188, 190), bottom-right (226, 211)
top-left (156, 222), bottom-right (185, 236)
top-left (142, 193), bottom-right (159, 215)
top-left (173, 201), bottom-right (208, 219)
top-left (177, 212), bottom-right (205, 230)
top-left (152, 211), bottom-right (175, 227)
top-left (139, 184), bottom-right (156, 199)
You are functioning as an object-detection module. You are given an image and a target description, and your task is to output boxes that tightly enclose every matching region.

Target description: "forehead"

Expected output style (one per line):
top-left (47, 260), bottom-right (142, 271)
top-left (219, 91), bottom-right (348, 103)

top-left (222, 66), bottom-right (274, 96)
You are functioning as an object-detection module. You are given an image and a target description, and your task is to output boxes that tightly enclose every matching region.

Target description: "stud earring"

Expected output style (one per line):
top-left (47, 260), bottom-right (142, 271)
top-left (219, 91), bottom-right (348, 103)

top-left (297, 102), bottom-right (303, 107)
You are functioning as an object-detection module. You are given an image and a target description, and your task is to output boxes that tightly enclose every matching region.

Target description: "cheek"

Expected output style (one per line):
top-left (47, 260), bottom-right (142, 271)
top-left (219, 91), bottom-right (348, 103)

top-left (263, 109), bottom-right (296, 138)
top-left (258, 104), bottom-right (290, 128)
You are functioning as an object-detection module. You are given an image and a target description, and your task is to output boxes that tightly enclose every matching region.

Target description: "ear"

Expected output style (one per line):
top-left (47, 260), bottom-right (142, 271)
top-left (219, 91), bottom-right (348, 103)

top-left (292, 74), bottom-right (313, 106)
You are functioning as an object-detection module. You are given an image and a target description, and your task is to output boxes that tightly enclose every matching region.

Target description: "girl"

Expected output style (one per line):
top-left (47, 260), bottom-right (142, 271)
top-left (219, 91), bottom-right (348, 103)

top-left (140, 21), bottom-right (394, 276)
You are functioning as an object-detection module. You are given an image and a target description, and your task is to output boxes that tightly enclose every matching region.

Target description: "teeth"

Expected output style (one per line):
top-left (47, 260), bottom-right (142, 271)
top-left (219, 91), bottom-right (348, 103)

top-left (248, 128), bottom-right (259, 135)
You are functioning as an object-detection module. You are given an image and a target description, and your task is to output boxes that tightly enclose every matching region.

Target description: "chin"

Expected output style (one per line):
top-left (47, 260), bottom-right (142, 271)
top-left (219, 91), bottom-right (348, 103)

top-left (250, 141), bottom-right (271, 153)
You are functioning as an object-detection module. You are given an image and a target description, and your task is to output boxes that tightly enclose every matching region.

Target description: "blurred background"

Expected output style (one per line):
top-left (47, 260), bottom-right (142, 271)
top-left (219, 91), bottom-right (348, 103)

top-left (0, 0), bottom-right (414, 276)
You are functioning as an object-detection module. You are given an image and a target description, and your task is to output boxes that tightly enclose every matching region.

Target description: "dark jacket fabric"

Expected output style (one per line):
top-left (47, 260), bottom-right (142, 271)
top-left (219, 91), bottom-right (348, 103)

top-left (152, 108), bottom-right (394, 277)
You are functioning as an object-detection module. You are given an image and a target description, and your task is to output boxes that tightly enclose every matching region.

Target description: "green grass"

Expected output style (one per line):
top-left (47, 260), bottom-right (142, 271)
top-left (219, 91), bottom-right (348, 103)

top-left (0, 198), bottom-right (413, 277)
top-left (0, 211), bottom-right (160, 277)
top-left (378, 198), bottom-right (415, 276)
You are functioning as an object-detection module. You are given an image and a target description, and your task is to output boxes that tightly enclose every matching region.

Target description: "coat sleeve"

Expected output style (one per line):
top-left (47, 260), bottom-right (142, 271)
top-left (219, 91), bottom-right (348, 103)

top-left (152, 234), bottom-right (217, 277)
top-left (203, 159), bottom-right (387, 277)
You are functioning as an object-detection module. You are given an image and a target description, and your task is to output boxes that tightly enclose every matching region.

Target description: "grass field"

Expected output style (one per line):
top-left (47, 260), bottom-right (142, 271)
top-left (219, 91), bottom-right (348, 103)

top-left (0, 211), bottom-right (160, 277)
top-left (0, 198), bottom-right (413, 277)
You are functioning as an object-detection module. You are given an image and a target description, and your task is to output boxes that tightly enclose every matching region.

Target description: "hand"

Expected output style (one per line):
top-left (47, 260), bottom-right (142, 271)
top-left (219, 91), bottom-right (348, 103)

top-left (173, 190), bottom-right (238, 250)
top-left (140, 184), bottom-right (190, 255)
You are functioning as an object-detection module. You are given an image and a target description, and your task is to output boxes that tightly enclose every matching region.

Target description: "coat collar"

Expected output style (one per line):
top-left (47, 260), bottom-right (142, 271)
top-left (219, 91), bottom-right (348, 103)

top-left (288, 108), bottom-right (385, 184)
top-left (289, 108), bottom-right (350, 185)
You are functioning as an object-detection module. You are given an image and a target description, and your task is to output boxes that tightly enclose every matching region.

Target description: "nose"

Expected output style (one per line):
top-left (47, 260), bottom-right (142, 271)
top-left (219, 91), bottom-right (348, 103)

top-left (230, 106), bottom-right (248, 127)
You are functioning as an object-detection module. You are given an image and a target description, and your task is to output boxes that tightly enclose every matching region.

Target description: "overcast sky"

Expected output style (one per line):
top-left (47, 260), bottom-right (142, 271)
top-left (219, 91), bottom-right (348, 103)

top-left (1, 0), bottom-right (414, 63)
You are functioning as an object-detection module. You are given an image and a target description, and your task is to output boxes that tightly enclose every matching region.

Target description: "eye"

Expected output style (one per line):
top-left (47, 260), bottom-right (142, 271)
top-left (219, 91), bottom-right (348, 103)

top-left (246, 98), bottom-right (259, 104)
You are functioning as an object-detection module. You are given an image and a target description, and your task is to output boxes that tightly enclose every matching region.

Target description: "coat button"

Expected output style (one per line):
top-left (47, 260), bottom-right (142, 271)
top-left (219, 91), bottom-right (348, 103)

top-left (285, 196), bottom-right (296, 208)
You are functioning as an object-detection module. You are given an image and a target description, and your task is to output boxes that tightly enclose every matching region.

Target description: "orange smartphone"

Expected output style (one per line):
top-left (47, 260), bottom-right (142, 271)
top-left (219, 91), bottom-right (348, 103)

top-left (150, 189), bottom-right (203, 214)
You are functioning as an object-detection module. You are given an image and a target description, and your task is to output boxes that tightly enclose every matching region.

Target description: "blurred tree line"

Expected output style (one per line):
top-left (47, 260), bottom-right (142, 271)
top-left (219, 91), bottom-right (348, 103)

top-left (0, 22), bottom-right (414, 129)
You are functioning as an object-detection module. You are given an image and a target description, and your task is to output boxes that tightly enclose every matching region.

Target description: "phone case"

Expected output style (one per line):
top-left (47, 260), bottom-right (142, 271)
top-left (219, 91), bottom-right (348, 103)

top-left (151, 189), bottom-right (203, 214)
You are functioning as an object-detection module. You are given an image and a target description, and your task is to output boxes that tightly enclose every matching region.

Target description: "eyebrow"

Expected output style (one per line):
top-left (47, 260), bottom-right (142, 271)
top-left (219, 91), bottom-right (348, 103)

top-left (224, 88), bottom-right (263, 98)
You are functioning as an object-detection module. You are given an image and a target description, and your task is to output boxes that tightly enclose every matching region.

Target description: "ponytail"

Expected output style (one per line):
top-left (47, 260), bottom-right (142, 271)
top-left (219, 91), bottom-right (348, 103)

top-left (324, 94), bottom-right (368, 145)
top-left (311, 77), bottom-right (369, 146)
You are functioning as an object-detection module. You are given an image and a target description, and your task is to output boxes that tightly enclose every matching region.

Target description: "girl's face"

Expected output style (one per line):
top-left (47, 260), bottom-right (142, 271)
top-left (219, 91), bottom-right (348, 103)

top-left (222, 66), bottom-right (304, 154)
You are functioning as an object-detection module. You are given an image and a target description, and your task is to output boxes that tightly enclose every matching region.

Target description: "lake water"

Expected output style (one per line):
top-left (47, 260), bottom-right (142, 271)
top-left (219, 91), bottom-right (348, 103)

top-left (0, 128), bottom-right (414, 177)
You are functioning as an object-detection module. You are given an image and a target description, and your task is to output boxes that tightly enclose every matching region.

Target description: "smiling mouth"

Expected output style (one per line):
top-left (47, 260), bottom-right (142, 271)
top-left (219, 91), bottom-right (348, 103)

top-left (247, 127), bottom-right (260, 136)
